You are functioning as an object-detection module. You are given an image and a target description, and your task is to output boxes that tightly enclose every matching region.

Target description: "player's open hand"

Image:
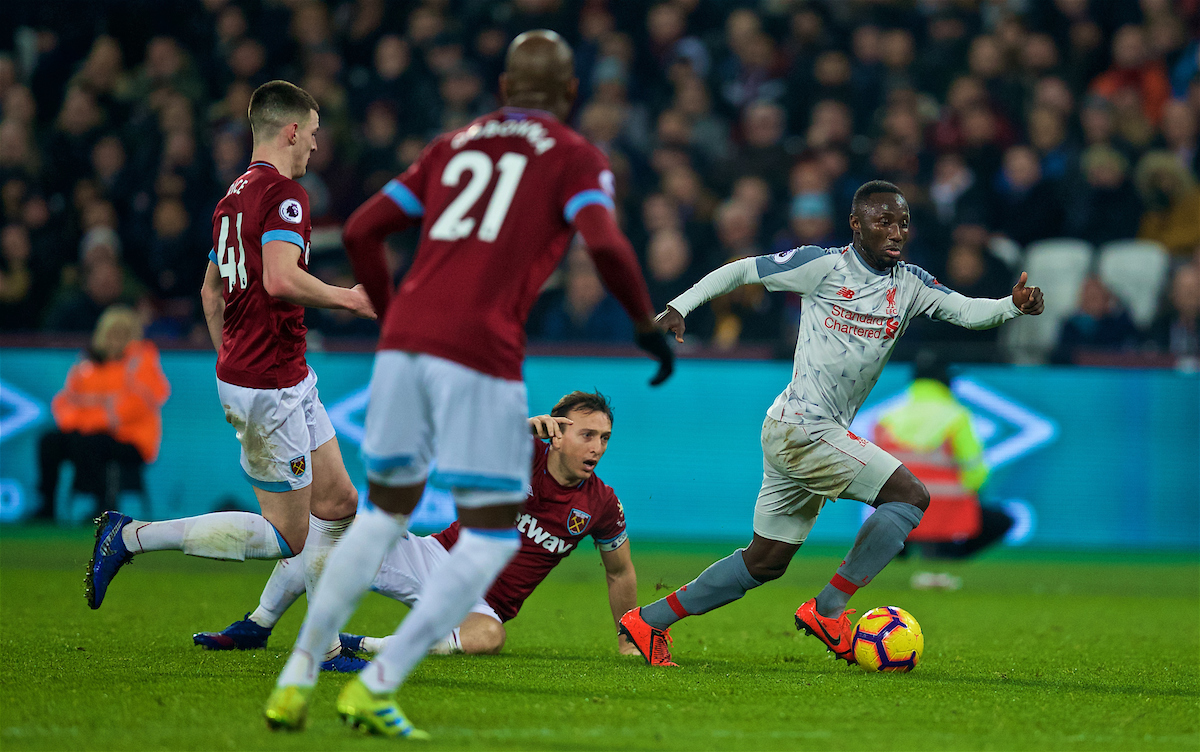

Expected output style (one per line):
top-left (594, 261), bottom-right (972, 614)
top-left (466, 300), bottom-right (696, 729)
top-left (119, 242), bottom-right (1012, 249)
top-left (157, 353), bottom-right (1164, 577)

top-left (346, 284), bottom-right (377, 320)
top-left (655, 306), bottom-right (686, 343)
top-left (529, 414), bottom-right (572, 440)
top-left (1012, 272), bottom-right (1044, 315)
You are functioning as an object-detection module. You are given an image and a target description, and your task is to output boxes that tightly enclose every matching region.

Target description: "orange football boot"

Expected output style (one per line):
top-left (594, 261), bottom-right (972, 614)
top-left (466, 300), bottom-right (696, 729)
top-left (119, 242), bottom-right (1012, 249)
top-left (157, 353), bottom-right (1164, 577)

top-left (794, 598), bottom-right (857, 665)
top-left (618, 608), bottom-right (678, 667)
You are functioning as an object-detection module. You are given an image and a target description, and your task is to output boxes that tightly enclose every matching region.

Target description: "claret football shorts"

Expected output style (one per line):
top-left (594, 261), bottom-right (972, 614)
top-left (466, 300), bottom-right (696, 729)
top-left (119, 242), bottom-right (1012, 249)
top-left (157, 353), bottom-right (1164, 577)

top-left (361, 351), bottom-right (532, 507)
top-left (753, 416), bottom-right (902, 545)
top-left (216, 367), bottom-right (336, 492)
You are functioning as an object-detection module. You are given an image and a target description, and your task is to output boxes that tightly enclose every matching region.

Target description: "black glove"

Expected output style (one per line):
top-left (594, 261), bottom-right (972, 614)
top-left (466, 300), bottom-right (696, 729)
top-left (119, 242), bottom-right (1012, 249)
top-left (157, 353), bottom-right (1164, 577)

top-left (635, 329), bottom-right (674, 386)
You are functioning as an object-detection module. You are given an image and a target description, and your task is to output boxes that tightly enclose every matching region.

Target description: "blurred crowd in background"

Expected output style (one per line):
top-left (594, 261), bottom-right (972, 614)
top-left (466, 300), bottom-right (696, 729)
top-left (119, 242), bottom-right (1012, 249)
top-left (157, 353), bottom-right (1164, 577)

top-left (0, 0), bottom-right (1197, 363)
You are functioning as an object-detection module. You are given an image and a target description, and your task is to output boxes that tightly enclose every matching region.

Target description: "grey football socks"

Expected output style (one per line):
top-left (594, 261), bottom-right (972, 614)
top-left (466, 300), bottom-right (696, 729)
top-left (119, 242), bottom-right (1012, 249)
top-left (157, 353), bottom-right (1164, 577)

top-left (641, 549), bottom-right (763, 630)
top-left (815, 501), bottom-right (924, 618)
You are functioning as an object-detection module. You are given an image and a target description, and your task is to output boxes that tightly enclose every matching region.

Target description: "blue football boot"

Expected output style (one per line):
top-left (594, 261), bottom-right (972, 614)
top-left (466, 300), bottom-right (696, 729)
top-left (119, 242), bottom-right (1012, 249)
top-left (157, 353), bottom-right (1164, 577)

top-left (339, 633), bottom-right (368, 654)
top-left (86, 511), bottom-right (134, 609)
top-left (321, 646), bottom-right (370, 673)
top-left (194, 613), bottom-right (273, 650)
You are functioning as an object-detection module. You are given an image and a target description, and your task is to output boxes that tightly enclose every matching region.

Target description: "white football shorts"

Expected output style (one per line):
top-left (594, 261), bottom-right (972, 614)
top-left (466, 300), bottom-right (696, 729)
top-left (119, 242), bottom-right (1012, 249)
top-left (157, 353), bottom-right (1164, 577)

top-left (753, 416), bottom-right (901, 545)
top-left (361, 351), bottom-right (532, 507)
top-left (371, 532), bottom-right (499, 621)
top-left (216, 367), bottom-right (336, 492)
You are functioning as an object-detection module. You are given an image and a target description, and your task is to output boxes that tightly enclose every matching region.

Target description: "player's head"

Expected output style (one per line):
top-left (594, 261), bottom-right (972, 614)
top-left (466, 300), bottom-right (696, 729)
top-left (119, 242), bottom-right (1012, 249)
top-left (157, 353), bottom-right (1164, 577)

top-left (548, 391), bottom-right (613, 483)
top-left (248, 80), bottom-right (320, 177)
top-left (500, 30), bottom-right (578, 121)
top-left (849, 179), bottom-right (909, 270)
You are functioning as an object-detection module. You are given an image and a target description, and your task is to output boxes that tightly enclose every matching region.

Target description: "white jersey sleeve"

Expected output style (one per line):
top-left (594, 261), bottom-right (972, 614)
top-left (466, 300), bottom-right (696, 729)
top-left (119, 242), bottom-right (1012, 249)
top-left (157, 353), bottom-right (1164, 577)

top-left (667, 246), bottom-right (838, 316)
top-left (905, 264), bottom-right (1022, 329)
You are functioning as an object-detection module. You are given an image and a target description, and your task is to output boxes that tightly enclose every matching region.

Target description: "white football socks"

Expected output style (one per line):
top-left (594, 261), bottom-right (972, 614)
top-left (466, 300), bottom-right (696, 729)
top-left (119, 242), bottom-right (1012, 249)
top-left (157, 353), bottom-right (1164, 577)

top-left (248, 557), bottom-right (306, 629)
top-left (300, 513), bottom-right (354, 599)
top-left (121, 512), bottom-right (289, 560)
top-left (277, 505), bottom-right (409, 688)
top-left (360, 628), bottom-right (462, 656)
top-left (360, 527), bottom-right (519, 695)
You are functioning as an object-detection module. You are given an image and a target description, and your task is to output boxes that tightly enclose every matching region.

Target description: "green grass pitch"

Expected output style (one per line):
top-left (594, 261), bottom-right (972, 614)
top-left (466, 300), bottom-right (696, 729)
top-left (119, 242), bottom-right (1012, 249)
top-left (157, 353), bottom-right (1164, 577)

top-left (1, 526), bottom-right (1196, 751)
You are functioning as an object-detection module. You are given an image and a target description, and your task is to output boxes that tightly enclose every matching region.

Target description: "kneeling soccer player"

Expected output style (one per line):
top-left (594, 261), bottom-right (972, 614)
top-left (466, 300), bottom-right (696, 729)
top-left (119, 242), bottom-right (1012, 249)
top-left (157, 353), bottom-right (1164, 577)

top-left (619, 180), bottom-right (1043, 667)
top-left (196, 392), bottom-right (638, 658)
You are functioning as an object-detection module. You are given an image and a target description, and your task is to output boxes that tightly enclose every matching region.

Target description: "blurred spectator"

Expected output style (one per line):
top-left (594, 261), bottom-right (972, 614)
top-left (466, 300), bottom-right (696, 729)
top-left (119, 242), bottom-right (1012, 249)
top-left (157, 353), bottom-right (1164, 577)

top-left (1052, 276), bottom-right (1141, 363)
top-left (36, 306), bottom-right (169, 520)
top-left (1136, 151), bottom-right (1200, 257)
top-left (991, 145), bottom-right (1062, 245)
top-left (0, 223), bottom-right (34, 330)
top-left (1160, 99), bottom-right (1199, 176)
top-left (1090, 25), bottom-right (1172, 126)
top-left (772, 193), bottom-right (836, 255)
top-left (929, 152), bottom-right (990, 238)
top-left (644, 228), bottom-right (697, 314)
top-left (538, 248), bottom-right (633, 343)
top-left (43, 228), bottom-right (145, 332)
top-left (708, 200), bottom-right (779, 349)
top-left (1147, 263), bottom-right (1200, 358)
top-left (1063, 145), bottom-right (1143, 245)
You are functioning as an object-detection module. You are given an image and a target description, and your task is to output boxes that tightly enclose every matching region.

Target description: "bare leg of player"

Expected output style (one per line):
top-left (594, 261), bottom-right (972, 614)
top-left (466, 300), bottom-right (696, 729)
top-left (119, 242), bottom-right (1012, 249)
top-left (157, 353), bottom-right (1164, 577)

top-left (359, 612), bottom-right (507, 656)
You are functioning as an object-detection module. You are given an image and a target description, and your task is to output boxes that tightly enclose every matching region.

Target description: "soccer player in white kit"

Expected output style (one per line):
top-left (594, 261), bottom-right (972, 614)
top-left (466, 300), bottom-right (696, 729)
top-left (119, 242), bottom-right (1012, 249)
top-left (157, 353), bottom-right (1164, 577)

top-left (619, 180), bottom-right (1044, 666)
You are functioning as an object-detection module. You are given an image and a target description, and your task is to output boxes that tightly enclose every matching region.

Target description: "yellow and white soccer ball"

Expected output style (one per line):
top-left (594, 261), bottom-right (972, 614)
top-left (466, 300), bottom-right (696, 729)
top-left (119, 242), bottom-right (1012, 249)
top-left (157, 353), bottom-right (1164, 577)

top-left (851, 606), bottom-right (924, 672)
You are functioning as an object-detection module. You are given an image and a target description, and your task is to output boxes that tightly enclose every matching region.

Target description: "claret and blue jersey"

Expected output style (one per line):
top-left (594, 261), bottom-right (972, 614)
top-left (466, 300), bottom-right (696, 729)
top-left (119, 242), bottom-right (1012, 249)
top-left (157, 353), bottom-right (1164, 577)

top-left (373, 107), bottom-right (620, 381)
top-left (209, 162), bottom-right (313, 389)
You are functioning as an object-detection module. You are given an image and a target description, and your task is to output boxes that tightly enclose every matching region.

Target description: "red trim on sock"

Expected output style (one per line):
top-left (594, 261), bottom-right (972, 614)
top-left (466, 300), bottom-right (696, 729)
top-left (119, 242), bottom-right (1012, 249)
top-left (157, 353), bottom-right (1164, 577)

top-left (133, 523), bottom-right (149, 553)
top-left (665, 592), bottom-right (690, 619)
top-left (830, 573), bottom-right (860, 595)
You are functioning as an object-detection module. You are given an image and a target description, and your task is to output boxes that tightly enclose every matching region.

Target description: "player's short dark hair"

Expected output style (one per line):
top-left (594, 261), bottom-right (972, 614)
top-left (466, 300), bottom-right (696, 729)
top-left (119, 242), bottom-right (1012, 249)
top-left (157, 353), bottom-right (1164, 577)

top-left (852, 180), bottom-right (904, 215)
top-left (248, 80), bottom-right (319, 142)
top-left (551, 390), bottom-right (614, 426)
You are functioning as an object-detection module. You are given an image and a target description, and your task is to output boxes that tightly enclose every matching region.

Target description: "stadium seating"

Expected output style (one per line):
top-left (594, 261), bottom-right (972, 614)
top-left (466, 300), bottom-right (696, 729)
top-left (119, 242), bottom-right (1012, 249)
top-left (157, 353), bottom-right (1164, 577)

top-left (1002, 239), bottom-right (1094, 361)
top-left (1097, 240), bottom-right (1170, 330)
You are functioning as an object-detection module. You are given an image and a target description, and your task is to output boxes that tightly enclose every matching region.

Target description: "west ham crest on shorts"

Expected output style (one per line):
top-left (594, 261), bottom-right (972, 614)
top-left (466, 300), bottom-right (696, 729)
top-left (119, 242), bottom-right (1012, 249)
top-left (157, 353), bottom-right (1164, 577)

top-left (566, 508), bottom-right (592, 535)
top-left (289, 455), bottom-right (306, 476)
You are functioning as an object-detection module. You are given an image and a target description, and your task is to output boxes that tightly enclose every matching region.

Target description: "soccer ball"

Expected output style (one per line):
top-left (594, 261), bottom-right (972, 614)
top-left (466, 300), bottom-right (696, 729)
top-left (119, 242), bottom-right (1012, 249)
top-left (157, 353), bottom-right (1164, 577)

top-left (851, 606), bottom-right (923, 672)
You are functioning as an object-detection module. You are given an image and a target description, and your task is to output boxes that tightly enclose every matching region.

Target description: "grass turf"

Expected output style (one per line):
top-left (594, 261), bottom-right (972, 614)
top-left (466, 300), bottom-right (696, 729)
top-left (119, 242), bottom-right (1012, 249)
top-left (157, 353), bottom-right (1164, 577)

top-left (1, 526), bottom-right (1196, 751)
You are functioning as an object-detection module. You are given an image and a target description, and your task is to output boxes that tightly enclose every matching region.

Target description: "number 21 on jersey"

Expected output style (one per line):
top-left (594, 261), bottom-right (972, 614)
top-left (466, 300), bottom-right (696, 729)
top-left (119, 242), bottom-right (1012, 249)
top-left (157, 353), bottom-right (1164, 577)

top-left (428, 150), bottom-right (528, 242)
top-left (216, 213), bottom-right (248, 292)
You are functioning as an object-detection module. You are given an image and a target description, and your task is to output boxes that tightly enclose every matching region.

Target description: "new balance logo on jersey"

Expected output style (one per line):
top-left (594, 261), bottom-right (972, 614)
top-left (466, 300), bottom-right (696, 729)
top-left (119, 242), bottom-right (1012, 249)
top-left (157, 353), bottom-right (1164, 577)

top-left (837, 287), bottom-right (855, 299)
top-left (516, 513), bottom-right (575, 554)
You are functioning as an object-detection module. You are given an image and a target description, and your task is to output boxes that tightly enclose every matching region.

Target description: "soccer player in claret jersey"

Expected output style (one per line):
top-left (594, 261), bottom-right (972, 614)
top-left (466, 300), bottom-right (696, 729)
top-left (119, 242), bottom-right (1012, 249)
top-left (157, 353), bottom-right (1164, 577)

top-left (86, 81), bottom-right (376, 671)
top-left (266, 32), bottom-right (673, 736)
top-left (619, 180), bottom-right (1044, 667)
top-left (196, 391), bottom-right (639, 658)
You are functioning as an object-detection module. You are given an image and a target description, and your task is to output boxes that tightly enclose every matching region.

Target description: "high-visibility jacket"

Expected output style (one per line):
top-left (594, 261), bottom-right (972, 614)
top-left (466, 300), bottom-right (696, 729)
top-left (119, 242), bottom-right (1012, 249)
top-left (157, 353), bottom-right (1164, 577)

top-left (874, 379), bottom-right (986, 542)
top-left (51, 340), bottom-right (171, 463)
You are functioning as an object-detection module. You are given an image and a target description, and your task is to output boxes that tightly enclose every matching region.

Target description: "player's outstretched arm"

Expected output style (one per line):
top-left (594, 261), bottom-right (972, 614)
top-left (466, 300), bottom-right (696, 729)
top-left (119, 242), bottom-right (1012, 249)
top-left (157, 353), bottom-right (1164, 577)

top-left (200, 261), bottom-right (225, 351)
top-left (660, 258), bottom-right (762, 343)
top-left (342, 191), bottom-right (420, 317)
top-left (599, 543), bottom-right (639, 656)
top-left (261, 240), bottom-right (376, 318)
top-left (922, 268), bottom-right (1041, 330)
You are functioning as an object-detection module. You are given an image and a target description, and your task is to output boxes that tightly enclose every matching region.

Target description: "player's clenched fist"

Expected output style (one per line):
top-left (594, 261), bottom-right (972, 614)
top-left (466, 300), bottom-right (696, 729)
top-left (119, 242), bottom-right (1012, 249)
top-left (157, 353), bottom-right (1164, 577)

top-left (1011, 272), bottom-right (1044, 316)
top-left (345, 284), bottom-right (377, 319)
top-left (656, 305), bottom-right (686, 343)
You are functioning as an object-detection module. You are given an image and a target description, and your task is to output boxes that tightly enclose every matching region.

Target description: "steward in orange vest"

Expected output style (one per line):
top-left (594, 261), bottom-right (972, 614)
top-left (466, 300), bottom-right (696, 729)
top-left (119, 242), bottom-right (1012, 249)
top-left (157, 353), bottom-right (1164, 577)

top-left (37, 306), bottom-right (170, 519)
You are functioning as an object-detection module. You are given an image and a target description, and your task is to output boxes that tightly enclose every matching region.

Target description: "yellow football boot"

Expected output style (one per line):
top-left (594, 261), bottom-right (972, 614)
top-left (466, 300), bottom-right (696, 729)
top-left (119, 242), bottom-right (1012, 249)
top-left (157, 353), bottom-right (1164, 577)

top-left (263, 684), bottom-right (312, 731)
top-left (337, 677), bottom-right (430, 740)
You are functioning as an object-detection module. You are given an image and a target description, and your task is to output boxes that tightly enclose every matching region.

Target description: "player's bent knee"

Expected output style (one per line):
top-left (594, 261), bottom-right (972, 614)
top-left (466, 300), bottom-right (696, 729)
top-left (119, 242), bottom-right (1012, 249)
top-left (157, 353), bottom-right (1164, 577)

top-left (907, 479), bottom-right (931, 512)
top-left (462, 619), bottom-right (506, 654)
